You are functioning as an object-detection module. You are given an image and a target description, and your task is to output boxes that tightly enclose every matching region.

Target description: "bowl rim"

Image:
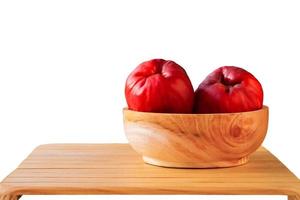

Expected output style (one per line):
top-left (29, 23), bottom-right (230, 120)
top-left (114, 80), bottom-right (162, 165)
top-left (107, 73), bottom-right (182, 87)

top-left (123, 105), bottom-right (268, 116)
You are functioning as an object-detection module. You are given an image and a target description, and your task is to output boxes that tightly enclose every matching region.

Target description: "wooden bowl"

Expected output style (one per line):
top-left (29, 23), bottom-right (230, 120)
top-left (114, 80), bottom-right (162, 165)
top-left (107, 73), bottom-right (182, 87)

top-left (123, 106), bottom-right (269, 168)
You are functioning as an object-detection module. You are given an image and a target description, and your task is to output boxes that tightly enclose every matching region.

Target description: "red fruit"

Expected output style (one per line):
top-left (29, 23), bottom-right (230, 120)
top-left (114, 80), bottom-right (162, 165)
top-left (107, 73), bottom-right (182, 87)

top-left (125, 59), bottom-right (194, 113)
top-left (194, 66), bottom-right (263, 113)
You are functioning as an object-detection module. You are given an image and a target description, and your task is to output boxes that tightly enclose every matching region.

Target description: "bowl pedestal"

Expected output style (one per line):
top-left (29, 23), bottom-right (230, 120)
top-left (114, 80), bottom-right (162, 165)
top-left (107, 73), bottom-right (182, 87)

top-left (143, 156), bottom-right (249, 168)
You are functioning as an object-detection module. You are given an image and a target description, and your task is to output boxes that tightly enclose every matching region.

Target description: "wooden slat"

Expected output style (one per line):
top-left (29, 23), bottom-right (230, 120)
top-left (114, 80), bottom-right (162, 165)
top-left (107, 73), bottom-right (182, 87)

top-left (7, 168), bottom-right (293, 178)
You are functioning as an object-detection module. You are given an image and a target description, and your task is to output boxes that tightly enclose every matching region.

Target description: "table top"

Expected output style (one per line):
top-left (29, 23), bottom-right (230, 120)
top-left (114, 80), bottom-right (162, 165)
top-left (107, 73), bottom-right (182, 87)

top-left (1, 144), bottom-right (300, 197)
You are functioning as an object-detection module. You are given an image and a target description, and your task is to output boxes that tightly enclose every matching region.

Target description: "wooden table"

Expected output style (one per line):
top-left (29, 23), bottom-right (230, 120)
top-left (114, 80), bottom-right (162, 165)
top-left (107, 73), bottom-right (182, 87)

top-left (0, 144), bottom-right (299, 199)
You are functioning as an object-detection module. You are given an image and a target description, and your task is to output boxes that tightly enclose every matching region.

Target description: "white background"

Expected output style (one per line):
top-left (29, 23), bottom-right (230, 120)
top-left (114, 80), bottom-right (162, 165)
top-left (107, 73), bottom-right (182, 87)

top-left (1, 0), bottom-right (299, 199)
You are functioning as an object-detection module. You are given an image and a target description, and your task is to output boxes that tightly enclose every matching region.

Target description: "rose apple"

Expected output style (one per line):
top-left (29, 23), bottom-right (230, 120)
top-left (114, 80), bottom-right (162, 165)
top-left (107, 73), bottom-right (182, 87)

top-left (194, 66), bottom-right (263, 113)
top-left (125, 59), bottom-right (194, 113)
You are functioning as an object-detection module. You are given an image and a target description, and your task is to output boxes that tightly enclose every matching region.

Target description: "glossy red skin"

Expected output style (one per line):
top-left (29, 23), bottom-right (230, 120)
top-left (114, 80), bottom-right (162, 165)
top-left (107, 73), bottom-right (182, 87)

top-left (194, 66), bottom-right (263, 113)
top-left (125, 59), bottom-right (194, 113)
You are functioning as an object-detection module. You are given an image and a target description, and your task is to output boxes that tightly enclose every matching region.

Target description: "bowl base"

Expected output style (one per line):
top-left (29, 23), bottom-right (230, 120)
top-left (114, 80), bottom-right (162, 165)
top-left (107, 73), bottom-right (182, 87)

top-left (142, 156), bottom-right (249, 168)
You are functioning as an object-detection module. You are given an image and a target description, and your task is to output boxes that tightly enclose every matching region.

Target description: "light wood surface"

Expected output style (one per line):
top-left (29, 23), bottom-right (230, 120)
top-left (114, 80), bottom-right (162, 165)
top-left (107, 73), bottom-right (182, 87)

top-left (0, 143), bottom-right (299, 199)
top-left (124, 106), bottom-right (269, 168)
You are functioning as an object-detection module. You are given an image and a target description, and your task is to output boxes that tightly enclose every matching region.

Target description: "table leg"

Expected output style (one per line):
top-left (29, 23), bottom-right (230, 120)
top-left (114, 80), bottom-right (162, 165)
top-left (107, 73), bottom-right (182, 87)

top-left (0, 195), bottom-right (21, 200)
top-left (289, 185), bottom-right (300, 200)
top-left (289, 194), bottom-right (300, 200)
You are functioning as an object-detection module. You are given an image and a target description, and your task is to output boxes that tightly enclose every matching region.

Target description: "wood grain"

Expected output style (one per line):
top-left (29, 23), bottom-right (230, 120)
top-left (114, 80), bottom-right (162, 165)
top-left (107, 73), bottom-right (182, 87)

top-left (0, 143), bottom-right (300, 199)
top-left (123, 106), bottom-right (269, 168)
